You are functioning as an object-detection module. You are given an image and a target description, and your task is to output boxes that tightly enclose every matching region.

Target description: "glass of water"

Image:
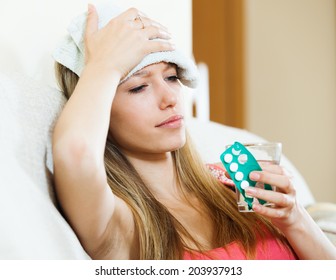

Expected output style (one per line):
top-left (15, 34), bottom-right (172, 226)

top-left (227, 142), bottom-right (282, 212)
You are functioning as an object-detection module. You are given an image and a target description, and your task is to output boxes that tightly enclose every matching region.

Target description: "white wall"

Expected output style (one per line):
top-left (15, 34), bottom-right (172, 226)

top-left (245, 0), bottom-right (336, 203)
top-left (0, 0), bottom-right (192, 88)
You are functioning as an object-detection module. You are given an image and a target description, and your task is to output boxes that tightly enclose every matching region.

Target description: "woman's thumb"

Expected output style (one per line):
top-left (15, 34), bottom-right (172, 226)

top-left (85, 4), bottom-right (98, 38)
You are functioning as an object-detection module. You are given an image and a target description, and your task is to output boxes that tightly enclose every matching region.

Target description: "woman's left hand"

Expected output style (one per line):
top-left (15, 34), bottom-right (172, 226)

top-left (244, 163), bottom-right (301, 231)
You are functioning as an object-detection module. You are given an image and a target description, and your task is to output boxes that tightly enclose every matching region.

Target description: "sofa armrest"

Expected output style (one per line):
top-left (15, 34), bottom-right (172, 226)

top-left (306, 202), bottom-right (336, 246)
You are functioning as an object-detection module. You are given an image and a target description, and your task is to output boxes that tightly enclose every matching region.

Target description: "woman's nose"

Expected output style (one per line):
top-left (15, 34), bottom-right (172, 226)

top-left (158, 84), bottom-right (178, 110)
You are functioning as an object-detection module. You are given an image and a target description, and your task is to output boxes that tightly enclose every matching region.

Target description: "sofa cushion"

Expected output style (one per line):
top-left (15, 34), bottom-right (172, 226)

top-left (306, 202), bottom-right (336, 246)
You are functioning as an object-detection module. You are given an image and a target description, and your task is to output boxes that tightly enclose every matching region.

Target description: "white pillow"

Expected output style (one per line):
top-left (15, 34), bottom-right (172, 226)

top-left (0, 72), bottom-right (90, 259)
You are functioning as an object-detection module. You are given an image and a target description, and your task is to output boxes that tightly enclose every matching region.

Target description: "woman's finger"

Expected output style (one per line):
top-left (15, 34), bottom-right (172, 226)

top-left (145, 39), bottom-right (175, 54)
top-left (139, 16), bottom-right (170, 32)
top-left (119, 7), bottom-right (142, 21)
top-left (251, 202), bottom-right (290, 218)
top-left (259, 163), bottom-right (286, 175)
top-left (245, 186), bottom-right (294, 208)
top-left (144, 25), bottom-right (172, 40)
top-left (249, 171), bottom-right (294, 194)
top-left (85, 4), bottom-right (99, 39)
top-left (117, 8), bottom-right (168, 31)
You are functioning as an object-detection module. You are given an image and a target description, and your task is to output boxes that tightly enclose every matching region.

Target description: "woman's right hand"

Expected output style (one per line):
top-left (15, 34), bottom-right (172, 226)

top-left (84, 4), bottom-right (174, 79)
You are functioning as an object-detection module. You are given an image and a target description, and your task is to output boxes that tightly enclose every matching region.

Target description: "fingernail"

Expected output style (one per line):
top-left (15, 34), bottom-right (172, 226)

top-left (250, 172), bottom-right (260, 181)
top-left (88, 3), bottom-right (94, 13)
top-left (160, 31), bottom-right (171, 39)
top-left (245, 187), bottom-right (256, 195)
top-left (252, 204), bottom-right (261, 211)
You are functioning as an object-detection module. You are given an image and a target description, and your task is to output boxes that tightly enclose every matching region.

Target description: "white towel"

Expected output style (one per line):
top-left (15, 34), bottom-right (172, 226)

top-left (52, 2), bottom-right (199, 88)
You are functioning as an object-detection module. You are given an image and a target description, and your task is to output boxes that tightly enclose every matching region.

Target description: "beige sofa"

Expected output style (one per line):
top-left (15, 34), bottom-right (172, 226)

top-left (0, 71), bottom-right (334, 259)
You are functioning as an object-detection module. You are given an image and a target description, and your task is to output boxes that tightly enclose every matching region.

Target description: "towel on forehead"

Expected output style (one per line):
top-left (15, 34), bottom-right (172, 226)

top-left (52, 2), bottom-right (199, 88)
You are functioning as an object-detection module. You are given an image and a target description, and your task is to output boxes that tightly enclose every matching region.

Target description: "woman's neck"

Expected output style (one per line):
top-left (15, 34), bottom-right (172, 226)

top-left (122, 151), bottom-right (181, 200)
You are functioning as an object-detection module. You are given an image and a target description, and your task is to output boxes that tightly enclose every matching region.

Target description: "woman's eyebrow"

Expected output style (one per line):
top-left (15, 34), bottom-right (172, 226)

top-left (120, 64), bottom-right (177, 86)
top-left (133, 70), bottom-right (150, 77)
top-left (164, 63), bottom-right (177, 71)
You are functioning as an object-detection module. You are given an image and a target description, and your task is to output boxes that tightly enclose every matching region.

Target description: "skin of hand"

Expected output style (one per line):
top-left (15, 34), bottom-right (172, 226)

top-left (244, 164), bottom-right (298, 229)
top-left (224, 163), bottom-right (299, 229)
top-left (84, 4), bottom-right (174, 79)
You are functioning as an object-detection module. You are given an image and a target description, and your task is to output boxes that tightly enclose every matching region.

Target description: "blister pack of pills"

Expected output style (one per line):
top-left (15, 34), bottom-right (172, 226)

top-left (220, 142), bottom-right (271, 210)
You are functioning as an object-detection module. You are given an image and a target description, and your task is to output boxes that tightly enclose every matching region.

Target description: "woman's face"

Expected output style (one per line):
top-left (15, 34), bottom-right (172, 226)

top-left (109, 62), bottom-right (186, 158)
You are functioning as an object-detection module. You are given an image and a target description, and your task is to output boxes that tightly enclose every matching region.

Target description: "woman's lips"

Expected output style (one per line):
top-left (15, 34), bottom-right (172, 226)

top-left (155, 115), bottom-right (184, 128)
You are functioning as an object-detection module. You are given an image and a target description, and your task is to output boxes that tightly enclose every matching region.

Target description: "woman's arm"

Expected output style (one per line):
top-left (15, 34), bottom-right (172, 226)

top-left (244, 165), bottom-right (336, 259)
top-left (279, 204), bottom-right (336, 260)
top-left (52, 5), bottom-right (173, 255)
top-left (52, 65), bottom-right (120, 254)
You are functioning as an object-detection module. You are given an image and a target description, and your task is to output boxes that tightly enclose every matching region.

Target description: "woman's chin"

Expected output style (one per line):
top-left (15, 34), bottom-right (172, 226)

top-left (164, 138), bottom-right (186, 152)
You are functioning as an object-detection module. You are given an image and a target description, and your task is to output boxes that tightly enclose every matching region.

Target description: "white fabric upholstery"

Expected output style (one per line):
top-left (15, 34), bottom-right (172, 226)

top-left (0, 71), bottom-right (314, 259)
top-left (0, 72), bottom-right (90, 259)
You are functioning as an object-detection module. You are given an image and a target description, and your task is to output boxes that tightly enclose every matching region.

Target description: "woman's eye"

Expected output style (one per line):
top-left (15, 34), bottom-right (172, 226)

top-left (129, 85), bottom-right (147, 94)
top-left (166, 75), bottom-right (179, 82)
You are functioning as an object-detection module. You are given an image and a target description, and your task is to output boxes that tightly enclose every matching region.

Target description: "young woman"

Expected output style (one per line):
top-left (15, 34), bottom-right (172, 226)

top-left (52, 4), bottom-right (336, 260)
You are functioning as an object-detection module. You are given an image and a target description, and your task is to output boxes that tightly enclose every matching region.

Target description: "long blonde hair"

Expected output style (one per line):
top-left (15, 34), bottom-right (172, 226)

top-left (55, 62), bottom-right (289, 259)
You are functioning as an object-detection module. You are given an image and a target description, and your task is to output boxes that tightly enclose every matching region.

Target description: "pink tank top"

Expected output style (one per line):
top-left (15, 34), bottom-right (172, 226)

top-left (184, 235), bottom-right (297, 260)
